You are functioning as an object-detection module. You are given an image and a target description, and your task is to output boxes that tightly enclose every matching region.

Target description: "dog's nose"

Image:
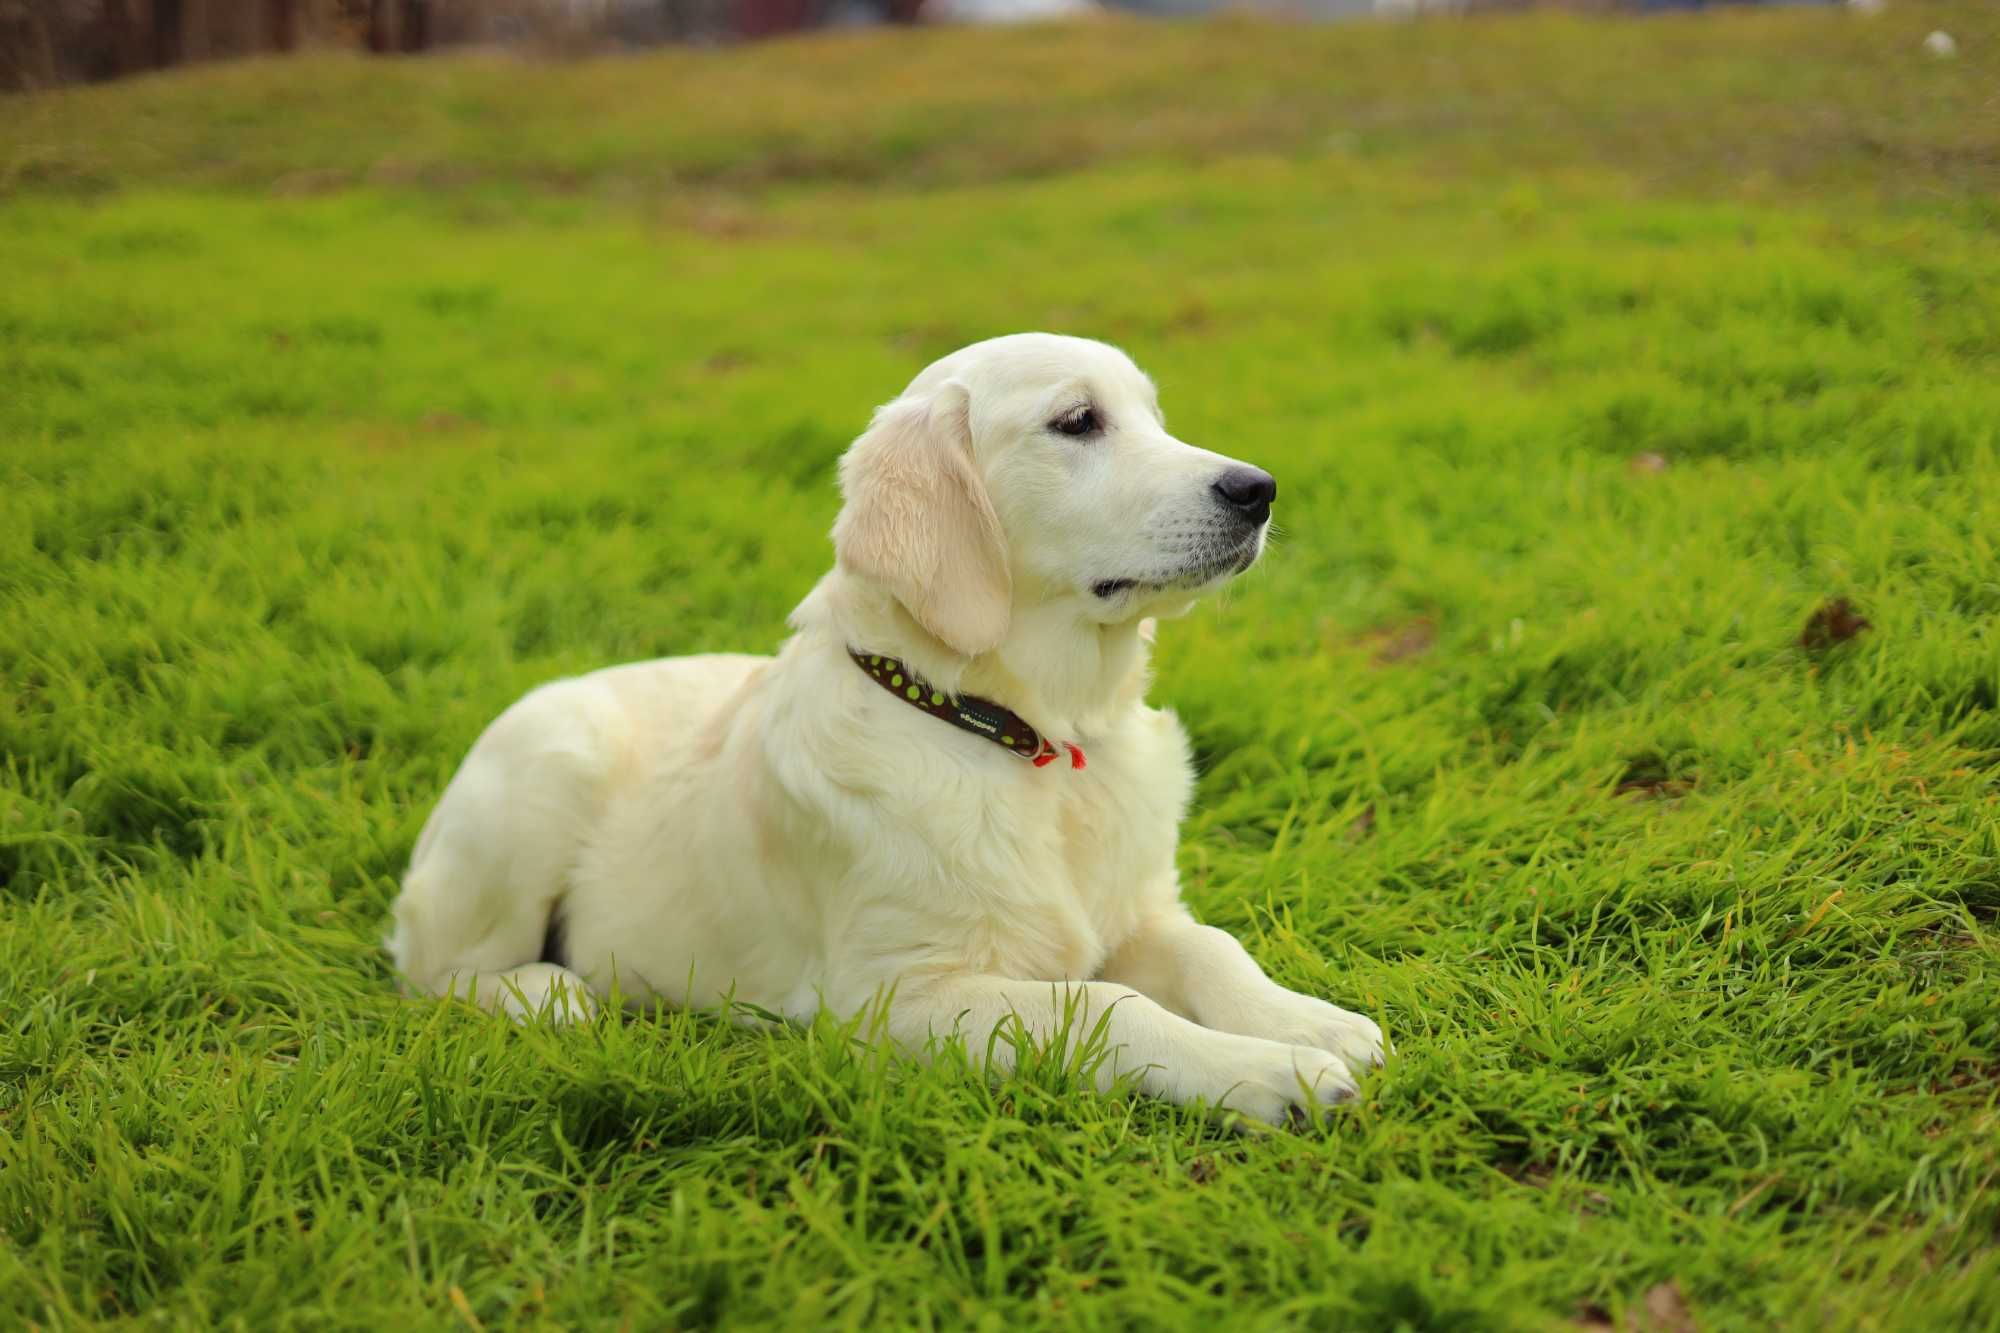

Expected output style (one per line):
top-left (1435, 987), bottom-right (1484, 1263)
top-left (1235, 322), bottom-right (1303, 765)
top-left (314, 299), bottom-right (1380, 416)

top-left (1211, 466), bottom-right (1277, 525)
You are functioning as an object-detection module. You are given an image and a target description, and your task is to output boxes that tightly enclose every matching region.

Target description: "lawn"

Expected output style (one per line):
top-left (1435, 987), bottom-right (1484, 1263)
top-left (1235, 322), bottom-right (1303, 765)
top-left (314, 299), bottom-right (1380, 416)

top-left (2, 3), bottom-right (1998, 1328)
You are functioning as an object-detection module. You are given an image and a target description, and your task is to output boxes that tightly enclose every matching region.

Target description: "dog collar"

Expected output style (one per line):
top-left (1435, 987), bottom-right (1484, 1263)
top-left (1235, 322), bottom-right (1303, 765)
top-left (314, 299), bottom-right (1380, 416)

top-left (848, 649), bottom-right (1085, 770)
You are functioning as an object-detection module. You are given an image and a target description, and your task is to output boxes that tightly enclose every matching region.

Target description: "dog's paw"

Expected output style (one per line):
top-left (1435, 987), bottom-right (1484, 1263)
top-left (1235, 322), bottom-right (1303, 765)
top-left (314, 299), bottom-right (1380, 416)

top-left (1242, 990), bottom-right (1387, 1079)
top-left (490, 964), bottom-right (599, 1024)
top-left (1208, 1039), bottom-right (1358, 1127)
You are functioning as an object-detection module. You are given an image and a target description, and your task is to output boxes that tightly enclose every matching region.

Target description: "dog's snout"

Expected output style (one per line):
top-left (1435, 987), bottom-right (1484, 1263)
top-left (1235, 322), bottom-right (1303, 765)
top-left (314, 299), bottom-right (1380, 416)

top-left (1212, 466), bottom-right (1277, 525)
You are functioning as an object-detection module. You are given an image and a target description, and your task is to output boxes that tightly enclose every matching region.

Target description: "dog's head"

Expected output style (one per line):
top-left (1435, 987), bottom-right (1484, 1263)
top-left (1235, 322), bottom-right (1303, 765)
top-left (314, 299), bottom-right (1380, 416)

top-left (832, 333), bottom-right (1275, 658)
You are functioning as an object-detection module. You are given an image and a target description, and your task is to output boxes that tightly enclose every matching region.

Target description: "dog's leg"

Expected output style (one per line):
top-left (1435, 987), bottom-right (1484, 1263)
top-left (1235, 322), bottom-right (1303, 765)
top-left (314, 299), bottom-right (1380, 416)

top-left (386, 680), bottom-right (619, 1024)
top-left (888, 974), bottom-right (1359, 1124)
top-left (1096, 913), bottom-right (1385, 1078)
top-left (391, 844), bottom-right (598, 1023)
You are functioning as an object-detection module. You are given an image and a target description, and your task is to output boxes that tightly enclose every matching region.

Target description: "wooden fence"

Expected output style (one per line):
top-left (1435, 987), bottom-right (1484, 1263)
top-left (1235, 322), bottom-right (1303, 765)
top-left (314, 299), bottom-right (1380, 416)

top-left (1, 1), bottom-right (433, 89)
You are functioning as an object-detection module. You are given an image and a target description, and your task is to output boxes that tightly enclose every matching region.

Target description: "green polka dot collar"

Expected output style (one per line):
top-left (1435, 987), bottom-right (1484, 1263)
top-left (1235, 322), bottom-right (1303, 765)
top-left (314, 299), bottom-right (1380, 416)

top-left (847, 648), bottom-right (1083, 770)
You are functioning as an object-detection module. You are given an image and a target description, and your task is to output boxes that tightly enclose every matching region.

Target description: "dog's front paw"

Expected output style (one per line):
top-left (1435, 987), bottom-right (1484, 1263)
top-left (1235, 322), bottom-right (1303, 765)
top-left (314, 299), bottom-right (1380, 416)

top-left (1208, 1039), bottom-right (1358, 1127)
top-left (1244, 990), bottom-right (1387, 1078)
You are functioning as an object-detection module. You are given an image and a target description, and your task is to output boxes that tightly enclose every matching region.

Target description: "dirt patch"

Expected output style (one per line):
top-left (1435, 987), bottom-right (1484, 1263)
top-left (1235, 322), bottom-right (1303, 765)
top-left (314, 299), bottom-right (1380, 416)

top-left (1576, 1280), bottom-right (1698, 1333)
top-left (1615, 755), bottom-right (1694, 799)
top-left (1800, 598), bottom-right (1871, 651)
top-left (1361, 616), bottom-right (1438, 665)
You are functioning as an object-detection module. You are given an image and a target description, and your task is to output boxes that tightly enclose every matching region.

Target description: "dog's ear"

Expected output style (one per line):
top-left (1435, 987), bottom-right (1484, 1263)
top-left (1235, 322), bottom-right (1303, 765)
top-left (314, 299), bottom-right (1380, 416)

top-left (832, 380), bottom-right (1011, 658)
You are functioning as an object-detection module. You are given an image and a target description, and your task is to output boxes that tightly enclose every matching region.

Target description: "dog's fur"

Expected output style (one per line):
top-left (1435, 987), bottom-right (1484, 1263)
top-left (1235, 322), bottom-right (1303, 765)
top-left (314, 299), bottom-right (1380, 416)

top-left (388, 333), bottom-right (1385, 1123)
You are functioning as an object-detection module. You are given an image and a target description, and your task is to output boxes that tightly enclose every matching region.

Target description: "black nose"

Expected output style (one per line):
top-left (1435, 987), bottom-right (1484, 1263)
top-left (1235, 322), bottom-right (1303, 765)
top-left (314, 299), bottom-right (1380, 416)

top-left (1211, 466), bottom-right (1277, 525)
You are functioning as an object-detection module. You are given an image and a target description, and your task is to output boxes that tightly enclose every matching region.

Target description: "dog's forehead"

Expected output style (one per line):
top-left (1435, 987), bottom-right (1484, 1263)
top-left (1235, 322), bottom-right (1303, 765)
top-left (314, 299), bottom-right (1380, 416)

top-left (906, 334), bottom-right (1149, 404)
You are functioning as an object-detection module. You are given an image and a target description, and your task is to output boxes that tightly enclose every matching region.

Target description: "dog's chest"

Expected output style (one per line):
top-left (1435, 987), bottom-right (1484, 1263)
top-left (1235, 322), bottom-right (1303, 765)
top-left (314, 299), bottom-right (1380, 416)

top-left (794, 696), bottom-right (1198, 988)
top-left (1030, 706), bottom-right (1195, 969)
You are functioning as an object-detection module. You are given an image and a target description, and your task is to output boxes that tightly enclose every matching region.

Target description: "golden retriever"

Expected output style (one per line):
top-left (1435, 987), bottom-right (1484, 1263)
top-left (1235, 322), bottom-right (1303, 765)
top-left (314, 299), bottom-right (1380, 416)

top-left (388, 333), bottom-right (1385, 1123)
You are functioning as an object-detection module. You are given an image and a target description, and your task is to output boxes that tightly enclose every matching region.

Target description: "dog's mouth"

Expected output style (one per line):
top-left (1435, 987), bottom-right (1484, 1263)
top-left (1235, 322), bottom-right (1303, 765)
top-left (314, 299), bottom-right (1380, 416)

top-left (1090, 535), bottom-right (1262, 600)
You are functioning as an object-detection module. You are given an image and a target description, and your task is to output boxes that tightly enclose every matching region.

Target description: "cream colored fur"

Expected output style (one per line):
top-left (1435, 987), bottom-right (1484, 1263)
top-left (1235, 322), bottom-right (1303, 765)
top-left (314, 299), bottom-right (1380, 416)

top-left (387, 333), bottom-right (1385, 1124)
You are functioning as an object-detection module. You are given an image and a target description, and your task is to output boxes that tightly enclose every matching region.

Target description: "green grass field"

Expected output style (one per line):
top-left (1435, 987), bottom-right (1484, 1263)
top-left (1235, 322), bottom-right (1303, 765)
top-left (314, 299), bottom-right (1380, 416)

top-left (3, 3), bottom-right (1998, 1327)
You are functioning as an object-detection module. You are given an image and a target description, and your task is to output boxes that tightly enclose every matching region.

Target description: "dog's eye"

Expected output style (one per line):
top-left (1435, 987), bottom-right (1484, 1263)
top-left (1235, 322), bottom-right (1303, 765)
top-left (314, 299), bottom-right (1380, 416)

top-left (1051, 407), bottom-right (1100, 438)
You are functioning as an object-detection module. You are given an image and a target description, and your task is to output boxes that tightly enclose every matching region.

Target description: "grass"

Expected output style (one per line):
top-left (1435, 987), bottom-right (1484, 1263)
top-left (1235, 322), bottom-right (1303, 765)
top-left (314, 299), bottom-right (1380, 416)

top-left (5, 3), bottom-right (1998, 207)
top-left (3, 3), bottom-right (1998, 1328)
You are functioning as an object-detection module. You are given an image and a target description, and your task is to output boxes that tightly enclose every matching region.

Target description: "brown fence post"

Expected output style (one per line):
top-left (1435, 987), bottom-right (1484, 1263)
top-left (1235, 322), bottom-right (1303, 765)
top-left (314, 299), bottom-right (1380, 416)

top-left (105, 0), bottom-right (150, 75)
top-left (266, 0), bottom-right (300, 51)
top-left (399, 0), bottom-right (428, 52)
top-left (1, 6), bottom-right (57, 89)
top-left (151, 0), bottom-right (185, 67)
top-left (366, 0), bottom-right (395, 52)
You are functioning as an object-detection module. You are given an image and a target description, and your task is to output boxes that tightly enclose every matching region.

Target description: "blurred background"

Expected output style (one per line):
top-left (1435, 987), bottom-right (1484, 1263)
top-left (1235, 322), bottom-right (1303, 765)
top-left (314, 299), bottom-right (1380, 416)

top-left (5, 0), bottom-right (1854, 90)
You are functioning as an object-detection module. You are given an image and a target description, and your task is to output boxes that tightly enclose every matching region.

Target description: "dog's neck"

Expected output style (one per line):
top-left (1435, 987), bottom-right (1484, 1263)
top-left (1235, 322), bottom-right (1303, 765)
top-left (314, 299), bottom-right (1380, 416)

top-left (789, 571), bottom-right (1153, 740)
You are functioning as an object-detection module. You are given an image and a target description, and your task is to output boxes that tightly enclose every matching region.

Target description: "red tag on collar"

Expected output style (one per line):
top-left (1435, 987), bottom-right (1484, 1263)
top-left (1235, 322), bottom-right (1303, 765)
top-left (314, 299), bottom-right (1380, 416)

top-left (1029, 740), bottom-right (1086, 769)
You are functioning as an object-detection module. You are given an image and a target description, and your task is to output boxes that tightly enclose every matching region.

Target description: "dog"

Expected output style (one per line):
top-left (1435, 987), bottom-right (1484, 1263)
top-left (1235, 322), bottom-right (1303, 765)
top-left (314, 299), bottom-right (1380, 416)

top-left (387, 333), bottom-right (1386, 1124)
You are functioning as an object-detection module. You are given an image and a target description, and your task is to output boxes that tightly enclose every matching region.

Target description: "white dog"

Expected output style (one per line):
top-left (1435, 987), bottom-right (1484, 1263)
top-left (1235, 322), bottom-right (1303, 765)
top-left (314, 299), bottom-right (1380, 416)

top-left (388, 333), bottom-right (1386, 1124)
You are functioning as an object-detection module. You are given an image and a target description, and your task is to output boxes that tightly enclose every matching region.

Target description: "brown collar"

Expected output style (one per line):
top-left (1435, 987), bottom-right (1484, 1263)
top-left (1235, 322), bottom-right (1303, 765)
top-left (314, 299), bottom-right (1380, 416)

top-left (848, 649), bottom-right (1084, 770)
